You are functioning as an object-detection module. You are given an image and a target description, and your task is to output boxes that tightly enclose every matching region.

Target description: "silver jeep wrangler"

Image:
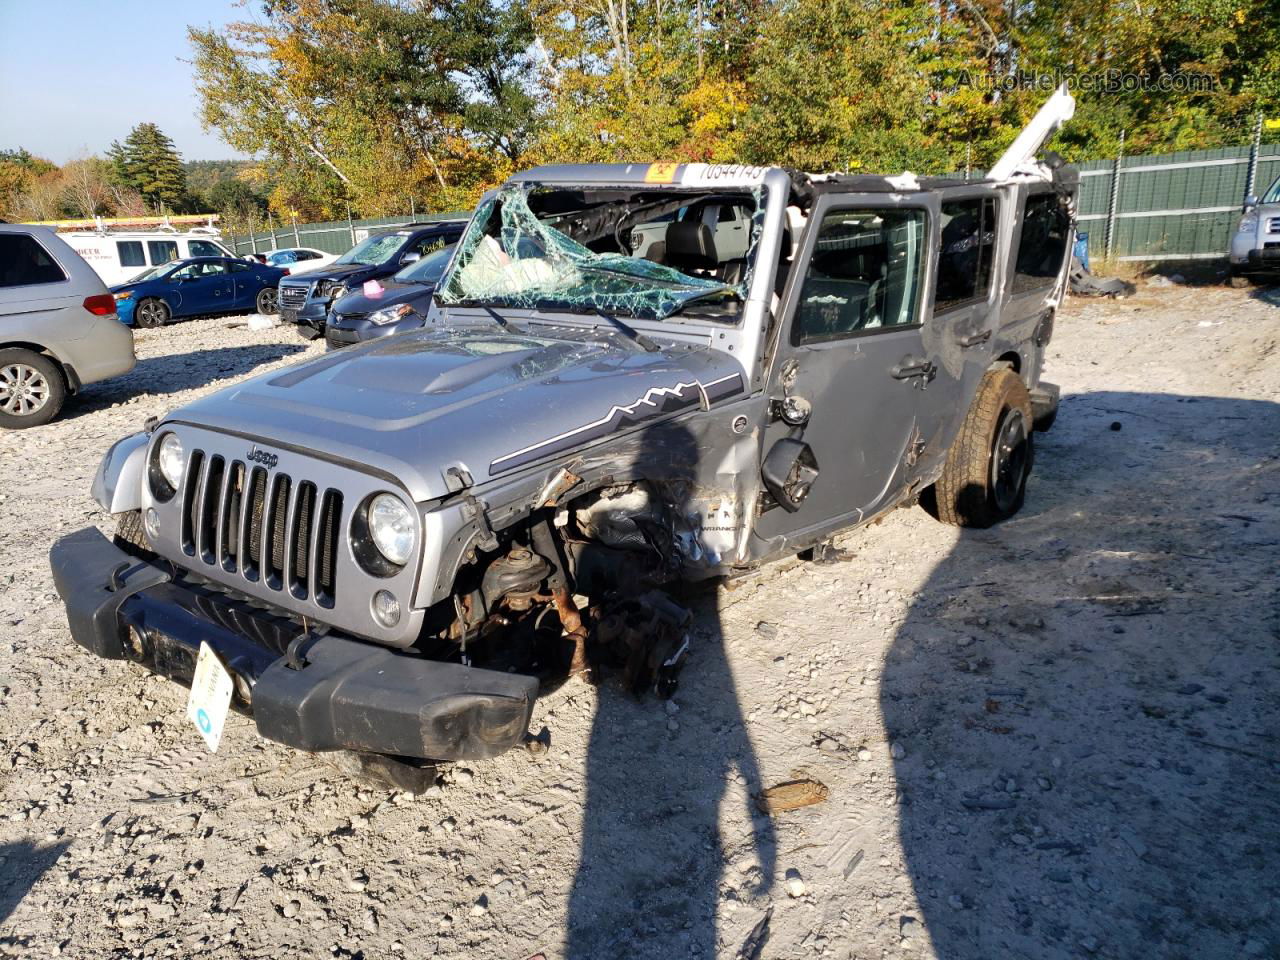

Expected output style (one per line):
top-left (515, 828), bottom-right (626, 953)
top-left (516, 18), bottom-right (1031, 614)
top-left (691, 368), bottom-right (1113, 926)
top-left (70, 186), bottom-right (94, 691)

top-left (50, 93), bottom-right (1077, 784)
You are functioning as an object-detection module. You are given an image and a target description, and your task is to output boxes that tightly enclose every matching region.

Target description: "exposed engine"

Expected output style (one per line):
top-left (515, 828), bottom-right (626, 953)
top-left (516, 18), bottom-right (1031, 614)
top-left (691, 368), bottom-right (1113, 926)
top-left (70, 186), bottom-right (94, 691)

top-left (420, 483), bottom-right (691, 698)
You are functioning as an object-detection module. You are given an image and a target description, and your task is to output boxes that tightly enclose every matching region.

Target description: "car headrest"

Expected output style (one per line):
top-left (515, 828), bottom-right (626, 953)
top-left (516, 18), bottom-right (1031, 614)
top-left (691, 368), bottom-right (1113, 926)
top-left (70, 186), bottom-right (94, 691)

top-left (665, 221), bottom-right (719, 268)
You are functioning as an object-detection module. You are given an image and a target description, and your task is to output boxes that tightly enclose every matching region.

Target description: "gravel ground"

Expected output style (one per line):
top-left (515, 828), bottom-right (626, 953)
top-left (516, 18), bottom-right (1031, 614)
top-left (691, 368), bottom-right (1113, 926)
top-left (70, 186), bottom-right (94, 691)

top-left (1, 285), bottom-right (1278, 960)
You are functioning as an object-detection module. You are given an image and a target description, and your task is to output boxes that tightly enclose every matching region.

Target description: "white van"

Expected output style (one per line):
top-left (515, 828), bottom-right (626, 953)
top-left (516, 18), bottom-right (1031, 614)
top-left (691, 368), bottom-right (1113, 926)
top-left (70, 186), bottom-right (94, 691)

top-left (61, 228), bottom-right (242, 287)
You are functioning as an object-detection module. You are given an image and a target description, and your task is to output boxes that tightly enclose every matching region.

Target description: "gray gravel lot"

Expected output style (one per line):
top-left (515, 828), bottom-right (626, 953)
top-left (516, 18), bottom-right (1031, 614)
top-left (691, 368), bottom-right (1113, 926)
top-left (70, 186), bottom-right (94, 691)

top-left (1, 286), bottom-right (1278, 960)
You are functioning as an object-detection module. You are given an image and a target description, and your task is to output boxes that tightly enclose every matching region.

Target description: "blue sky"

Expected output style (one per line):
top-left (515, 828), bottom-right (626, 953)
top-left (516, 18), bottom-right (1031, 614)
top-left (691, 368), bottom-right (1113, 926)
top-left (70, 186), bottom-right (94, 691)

top-left (0, 0), bottom-right (251, 163)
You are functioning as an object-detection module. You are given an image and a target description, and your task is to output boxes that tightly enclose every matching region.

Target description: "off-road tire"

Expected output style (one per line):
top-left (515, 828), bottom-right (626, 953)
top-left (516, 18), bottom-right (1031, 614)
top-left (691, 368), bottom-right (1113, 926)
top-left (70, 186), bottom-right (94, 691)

top-left (928, 367), bottom-right (1034, 528)
top-left (135, 298), bottom-right (170, 328)
top-left (0, 348), bottom-right (66, 429)
top-left (113, 509), bottom-right (155, 561)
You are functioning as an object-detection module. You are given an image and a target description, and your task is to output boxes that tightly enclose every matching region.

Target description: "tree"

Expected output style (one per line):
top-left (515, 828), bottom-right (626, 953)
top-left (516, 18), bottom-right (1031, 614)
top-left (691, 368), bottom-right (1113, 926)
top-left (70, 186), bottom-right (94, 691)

top-left (108, 123), bottom-right (191, 213)
top-left (188, 0), bottom-right (537, 216)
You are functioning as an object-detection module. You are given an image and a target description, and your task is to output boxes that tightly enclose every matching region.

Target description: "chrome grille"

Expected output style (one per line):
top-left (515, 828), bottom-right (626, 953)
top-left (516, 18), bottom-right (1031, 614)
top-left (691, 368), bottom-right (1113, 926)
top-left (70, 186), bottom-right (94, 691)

top-left (279, 283), bottom-right (309, 309)
top-left (1267, 217), bottom-right (1280, 234)
top-left (180, 451), bottom-right (342, 608)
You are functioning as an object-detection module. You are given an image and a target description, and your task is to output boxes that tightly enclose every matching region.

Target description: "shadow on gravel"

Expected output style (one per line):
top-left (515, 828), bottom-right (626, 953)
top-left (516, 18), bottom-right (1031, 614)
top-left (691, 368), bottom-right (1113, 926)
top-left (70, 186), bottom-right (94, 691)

top-left (0, 839), bottom-right (71, 926)
top-left (566, 421), bottom-right (776, 958)
top-left (1247, 283), bottom-right (1280, 308)
top-left (59, 343), bottom-right (309, 421)
top-left (883, 391), bottom-right (1280, 958)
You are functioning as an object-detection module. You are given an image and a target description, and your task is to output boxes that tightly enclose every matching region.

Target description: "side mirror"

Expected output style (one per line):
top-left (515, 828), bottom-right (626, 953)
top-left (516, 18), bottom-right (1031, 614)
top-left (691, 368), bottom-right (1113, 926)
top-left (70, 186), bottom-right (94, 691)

top-left (761, 438), bottom-right (820, 513)
top-left (400, 252), bottom-right (422, 265)
top-left (1244, 195), bottom-right (1259, 210)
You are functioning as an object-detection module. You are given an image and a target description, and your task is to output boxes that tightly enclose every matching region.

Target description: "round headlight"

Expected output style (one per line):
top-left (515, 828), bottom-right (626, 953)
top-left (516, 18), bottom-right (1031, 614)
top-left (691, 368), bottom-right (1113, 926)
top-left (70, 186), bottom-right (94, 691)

top-left (367, 493), bottom-right (415, 566)
top-left (158, 433), bottom-right (184, 489)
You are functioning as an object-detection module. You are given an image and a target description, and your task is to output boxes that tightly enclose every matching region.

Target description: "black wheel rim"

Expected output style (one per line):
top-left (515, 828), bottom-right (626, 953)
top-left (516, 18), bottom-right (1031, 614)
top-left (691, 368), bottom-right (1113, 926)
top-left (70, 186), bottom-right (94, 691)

top-left (990, 407), bottom-right (1029, 514)
top-left (259, 288), bottom-right (278, 313)
top-left (138, 301), bottom-right (164, 326)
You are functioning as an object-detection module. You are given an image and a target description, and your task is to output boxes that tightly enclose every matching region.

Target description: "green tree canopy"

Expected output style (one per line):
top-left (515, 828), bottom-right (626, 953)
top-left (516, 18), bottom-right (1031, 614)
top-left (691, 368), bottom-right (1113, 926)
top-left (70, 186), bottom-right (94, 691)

top-left (108, 123), bottom-right (191, 213)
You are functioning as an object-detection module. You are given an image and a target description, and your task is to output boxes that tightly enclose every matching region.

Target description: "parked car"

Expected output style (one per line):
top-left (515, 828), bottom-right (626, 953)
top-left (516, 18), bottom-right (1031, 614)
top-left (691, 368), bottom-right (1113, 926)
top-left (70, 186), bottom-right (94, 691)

top-left (277, 220), bottom-right (466, 338)
top-left (1229, 174), bottom-right (1280, 283)
top-left (264, 247), bottom-right (338, 273)
top-left (324, 244), bottom-right (455, 348)
top-left (49, 92), bottom-right (1076, 785)
top-left (62, 228), bottom-right (240, 287)
top-left (0, 225), bottom-right (135, 428)
top-left (110, 257), bottom-right (286, 327)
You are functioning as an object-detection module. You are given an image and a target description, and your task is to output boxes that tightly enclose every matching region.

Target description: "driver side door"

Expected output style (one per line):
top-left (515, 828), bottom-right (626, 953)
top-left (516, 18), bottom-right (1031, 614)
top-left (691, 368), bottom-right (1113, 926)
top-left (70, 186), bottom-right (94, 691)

top-left (753, 192), bottom-right (939, 547)
top-left (170, 261), bottom-right (232, 315)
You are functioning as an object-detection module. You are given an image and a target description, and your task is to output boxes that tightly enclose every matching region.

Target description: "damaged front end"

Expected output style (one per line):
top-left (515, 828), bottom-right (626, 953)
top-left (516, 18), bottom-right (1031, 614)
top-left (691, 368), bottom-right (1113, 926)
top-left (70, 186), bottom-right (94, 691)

top-left (50, 169), bottom-right (779, 780)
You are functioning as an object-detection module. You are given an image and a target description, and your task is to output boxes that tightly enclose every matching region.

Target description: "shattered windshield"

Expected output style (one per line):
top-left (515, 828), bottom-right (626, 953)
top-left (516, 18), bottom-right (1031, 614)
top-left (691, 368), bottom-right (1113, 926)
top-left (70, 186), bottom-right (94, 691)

top-left (437, 185), bottom-right (763, 320)
top-left (336, 233), bottom-right (406, 266)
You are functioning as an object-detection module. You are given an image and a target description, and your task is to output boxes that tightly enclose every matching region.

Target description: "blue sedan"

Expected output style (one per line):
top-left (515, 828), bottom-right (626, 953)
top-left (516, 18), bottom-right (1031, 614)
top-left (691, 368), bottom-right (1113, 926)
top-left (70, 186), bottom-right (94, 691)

top-left (110, 257), bottom-right (287, 327)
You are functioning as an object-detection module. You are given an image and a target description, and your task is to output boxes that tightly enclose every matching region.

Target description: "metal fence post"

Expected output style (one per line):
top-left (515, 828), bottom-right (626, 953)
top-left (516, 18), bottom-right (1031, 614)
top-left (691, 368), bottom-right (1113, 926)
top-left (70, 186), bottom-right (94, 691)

top-left (249, 216), bottom-right (258, 254)
top-left (292, 212), bottom-right (301, 247)
top-left (347, 203), bottom-right (357, 247)
top-left (1244, 112), bottom-right (1263, 207)
top-left (1104, 130), bottom-right (1125, 261)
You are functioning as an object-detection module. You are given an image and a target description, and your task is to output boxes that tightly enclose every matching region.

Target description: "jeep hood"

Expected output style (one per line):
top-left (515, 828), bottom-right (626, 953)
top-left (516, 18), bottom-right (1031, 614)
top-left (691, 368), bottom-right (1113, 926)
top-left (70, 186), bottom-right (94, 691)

top-left (170, 324), bottom-right (747, 501)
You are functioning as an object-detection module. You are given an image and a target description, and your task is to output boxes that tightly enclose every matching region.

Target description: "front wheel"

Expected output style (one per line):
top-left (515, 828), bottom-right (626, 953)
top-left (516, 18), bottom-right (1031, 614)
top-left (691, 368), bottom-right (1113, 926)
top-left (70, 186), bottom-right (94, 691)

top-left (135, 297), bottom-right (170, 328)
top-left (926, 367), bottom-right (1034, 528)
top-left (256, 286), bottom-right (279, 315)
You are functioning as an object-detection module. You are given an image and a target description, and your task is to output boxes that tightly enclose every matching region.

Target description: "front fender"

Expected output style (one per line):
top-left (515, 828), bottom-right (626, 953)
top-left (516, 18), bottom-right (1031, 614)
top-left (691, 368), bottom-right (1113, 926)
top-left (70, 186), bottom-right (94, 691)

top-left (91, 431), bottom-right (148, 514)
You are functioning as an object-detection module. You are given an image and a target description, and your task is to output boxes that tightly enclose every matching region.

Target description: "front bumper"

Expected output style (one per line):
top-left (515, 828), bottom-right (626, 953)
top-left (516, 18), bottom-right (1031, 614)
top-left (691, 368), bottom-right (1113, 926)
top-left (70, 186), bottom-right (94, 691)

top-left (279, 295), bottom-right (331, 331)
top-left (49, 527), bottom-right (538, 762)
top-left (325, 316), bottom-right (425, 349)
top-left (1244, 248), bottom-right (1280, 272)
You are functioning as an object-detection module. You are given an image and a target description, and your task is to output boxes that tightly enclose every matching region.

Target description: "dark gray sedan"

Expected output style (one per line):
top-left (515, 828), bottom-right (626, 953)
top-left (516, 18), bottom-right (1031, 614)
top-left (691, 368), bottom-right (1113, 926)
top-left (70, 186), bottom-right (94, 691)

top-left (324, 245), bottom-right (455, 349)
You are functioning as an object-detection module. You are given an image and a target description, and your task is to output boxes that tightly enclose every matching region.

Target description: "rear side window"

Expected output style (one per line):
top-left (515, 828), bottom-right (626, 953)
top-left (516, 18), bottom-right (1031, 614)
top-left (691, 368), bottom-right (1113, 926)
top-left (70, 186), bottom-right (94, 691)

top-left (934, 197), bottom-right (997, 312)
top-left (793, 207), bottom-right (926, 343)
top-left (0, 234), bottom-right (68, 288)
top-left (148, 240), bottom-right (179, 265)
top-left (229, 260), bottom-right (250, 272)
top-left (189, 240), bottom-right (224, 258)
top-left (1012, 193), bottom-right (1071, 294)
top-left (118, 241), bottom-right (146, 268)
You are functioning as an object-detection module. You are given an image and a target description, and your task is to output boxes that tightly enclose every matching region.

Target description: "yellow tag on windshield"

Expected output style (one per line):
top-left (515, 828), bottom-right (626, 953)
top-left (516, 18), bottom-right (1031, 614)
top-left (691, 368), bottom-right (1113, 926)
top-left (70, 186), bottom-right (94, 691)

top-left (644, 163), bottom-right (679, 184)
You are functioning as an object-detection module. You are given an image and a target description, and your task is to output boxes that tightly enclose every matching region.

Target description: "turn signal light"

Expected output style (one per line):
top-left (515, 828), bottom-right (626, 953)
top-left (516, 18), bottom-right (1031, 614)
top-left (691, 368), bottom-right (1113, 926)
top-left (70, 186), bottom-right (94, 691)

top-left (83, 294), bottom-right (117, 316)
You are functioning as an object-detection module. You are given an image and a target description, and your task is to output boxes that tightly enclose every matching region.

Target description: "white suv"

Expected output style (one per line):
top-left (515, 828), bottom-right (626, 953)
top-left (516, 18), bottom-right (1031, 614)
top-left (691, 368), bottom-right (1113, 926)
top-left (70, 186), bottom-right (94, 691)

top-left (0, 225), bottom-right (136, 427)
top-left (1229, 174), bottom-right (1280, 283)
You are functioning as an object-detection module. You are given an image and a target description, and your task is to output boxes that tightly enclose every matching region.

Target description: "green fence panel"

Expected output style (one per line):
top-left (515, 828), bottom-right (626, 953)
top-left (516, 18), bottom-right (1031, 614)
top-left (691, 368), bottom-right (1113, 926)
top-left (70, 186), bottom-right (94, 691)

top-left (227, 143), bottom-right (1280, 262)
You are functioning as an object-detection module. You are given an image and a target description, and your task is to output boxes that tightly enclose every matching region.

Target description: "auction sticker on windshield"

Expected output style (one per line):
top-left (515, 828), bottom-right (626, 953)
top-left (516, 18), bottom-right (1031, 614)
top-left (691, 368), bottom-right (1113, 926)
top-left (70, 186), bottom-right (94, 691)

top-left (187, 642), bottom-right (234, 752)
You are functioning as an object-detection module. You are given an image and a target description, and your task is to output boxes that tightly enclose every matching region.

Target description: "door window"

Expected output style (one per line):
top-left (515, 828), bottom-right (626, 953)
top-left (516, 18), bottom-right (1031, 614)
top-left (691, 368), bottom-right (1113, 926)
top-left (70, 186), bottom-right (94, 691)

top-left (0, 234), bottom-right (67, 287)
top-left (117, 241), bottom-right (146, 267)
top-left (148, 240), bottom-right (179, 265)
top-left (189, 239), bottom-right (224, 258)
top-left (1012, 192), bottom-right (1071, 294)
top-left (934, 197), bottom-right (997, 312)
top-left (793, 207), bottom-right (926, 344)
top-left (229, 260), bottom-right (250, 272)
top-left (171, 261), bottom-right (228, 280)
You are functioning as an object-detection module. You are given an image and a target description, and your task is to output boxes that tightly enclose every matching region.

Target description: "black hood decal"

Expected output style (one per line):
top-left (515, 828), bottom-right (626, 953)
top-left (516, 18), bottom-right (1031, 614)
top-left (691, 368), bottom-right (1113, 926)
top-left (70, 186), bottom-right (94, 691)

top-left (489, 372), bottom-right (745, 474)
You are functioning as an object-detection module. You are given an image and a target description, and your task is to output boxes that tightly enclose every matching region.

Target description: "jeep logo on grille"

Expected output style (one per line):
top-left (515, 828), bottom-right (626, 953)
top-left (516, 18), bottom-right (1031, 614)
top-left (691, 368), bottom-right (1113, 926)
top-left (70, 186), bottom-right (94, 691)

top-left (246, 445), bottom-right (279, 469)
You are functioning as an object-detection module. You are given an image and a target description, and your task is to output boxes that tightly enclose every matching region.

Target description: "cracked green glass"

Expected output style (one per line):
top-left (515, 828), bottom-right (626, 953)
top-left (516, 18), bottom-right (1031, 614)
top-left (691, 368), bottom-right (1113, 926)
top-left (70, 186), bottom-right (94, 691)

top-left (438, 186), bottom-right (758, 320)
